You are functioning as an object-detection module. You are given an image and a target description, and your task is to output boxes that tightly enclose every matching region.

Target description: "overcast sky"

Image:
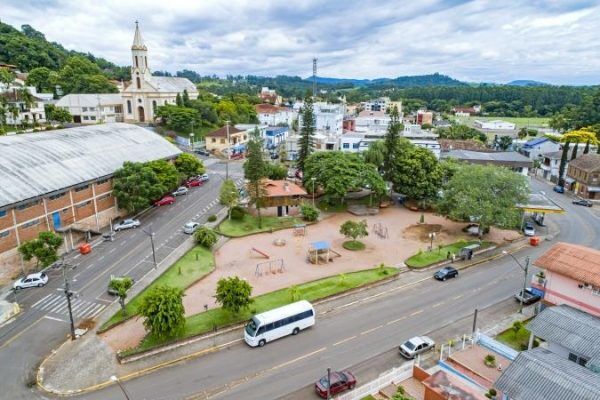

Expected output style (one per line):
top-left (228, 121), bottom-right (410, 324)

top-left (3, 0), bottom-right (600, 84)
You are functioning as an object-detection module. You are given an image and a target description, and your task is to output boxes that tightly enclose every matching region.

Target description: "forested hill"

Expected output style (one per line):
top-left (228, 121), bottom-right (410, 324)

top-left (0, 22), bottom-right (128, 80)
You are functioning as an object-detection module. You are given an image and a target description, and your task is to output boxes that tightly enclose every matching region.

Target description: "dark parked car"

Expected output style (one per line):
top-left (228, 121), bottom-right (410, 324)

top-left (573, 199), bottom-right (593, 207)
top-left (315, 370), bottom-right (356, 398)
top-left (553, 185), bottom-right (565, 193)
top-left (434, 266), bottom-right (459, 281)
top-left (515, 287), bottom-right (542, 305)
top-left (195, 149), bottom-right (210, 156)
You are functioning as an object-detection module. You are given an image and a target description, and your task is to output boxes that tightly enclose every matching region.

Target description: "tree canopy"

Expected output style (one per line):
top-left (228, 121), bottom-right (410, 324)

top-left (296, 95), bottom-right (316, 173)
top-left (18, 231), bottom-right (64, 268)
top-left (215, 276), bottom-right (253, 315)
top-left (112, 161), bottom-right (165, 213)
top-left (139, 285), bottom-right (186, 339)
top-left (244, 128), bottom-right (268, 227)
top-left (219, 178), bottom-right (239, 219)
top-left (173, 153), bottom-right (205, 180)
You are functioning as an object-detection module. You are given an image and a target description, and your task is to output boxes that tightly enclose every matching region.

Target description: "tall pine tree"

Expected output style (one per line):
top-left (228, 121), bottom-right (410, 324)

top-left (383, 106), bottom-right (403, 182)
top-left (244, 128), bottom-right (267, 228)
top-left (182, 89), bottom-right (190, 107)
top-left (296, 95), bottom-right (316, 174)
top-left (176, 92), bottom-right (183, 106)
top-left (558, 141), bottom-right (570, 187)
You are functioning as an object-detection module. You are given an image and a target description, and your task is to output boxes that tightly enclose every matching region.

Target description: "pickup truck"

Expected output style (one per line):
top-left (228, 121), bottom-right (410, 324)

top-left (515, 288), bottom-right (542, 305)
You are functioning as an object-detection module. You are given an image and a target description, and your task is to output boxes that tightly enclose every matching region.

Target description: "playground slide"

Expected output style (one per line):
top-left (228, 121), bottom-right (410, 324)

top-left (252, 247), bottom-right (270, 259)
top-left (329, 249), bottom-right (342, 257)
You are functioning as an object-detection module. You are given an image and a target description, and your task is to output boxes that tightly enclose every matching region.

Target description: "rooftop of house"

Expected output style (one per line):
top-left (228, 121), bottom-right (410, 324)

top-left (357, 110), bottom-right (388, 118)
top-left (204, 125), bottom-right (245, 138)
top-left (438, 139), bottom-right (489, 152)
top-left (55, 93), bottom-right (123, 107)
top-left (541, 150), bottom-right (565, 159)
top-left (255, 104), bottom-right (290, 114)
top-left (443, 149), bottom-right (532, 166)
top-left (262, 180), bottom-right (307, 197)
top-left (534, 242), bottom-right (600, 287)
top-left (528, 305), bottom-right (600, 365)
top-left (422, 370), bottom-right (487, 400)
top-left (495, 348), bottom-right (600, 400)
top-left (567, 153), bottom-right (600, 172)
top-left (524, 137), bottom-right (554, 148)
top-left (0, 123), bottom-right (181, 208)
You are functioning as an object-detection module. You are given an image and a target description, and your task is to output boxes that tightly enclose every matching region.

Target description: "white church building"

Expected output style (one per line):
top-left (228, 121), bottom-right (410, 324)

top-left (121, 22), bottom-right (198, 123)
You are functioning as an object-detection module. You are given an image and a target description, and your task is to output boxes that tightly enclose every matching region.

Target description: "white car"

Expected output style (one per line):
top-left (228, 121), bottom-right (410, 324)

top-left (523, 222), bottom-right (535, 237)
top-left (197, 174), bottom-right (209, 182)
top-left (172, 186), bottom-right (189, 196)
top-left (399, 336), bottom-right (435, 359)
top-left (183, 221), bottom-right (200, 234)
top-left (114, 219), bottom-right (140, 231)
top-left (14, 272), bottom-right (49, 290)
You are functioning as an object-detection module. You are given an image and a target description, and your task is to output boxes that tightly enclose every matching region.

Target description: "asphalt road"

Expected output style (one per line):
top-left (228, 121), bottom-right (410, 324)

top-left (0, 158), bottom-right (244, 400)
top-left (66, 179), bottom-right (600, 400)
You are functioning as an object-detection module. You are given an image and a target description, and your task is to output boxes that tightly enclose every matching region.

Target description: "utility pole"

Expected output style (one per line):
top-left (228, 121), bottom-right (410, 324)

top-left (61, 258), bottom-right (76, 340)
top-left (472, 308), bottom-right (478, 336)
top-left (326, 367), bottom-right (331, 400)
top-left (312, 58), bottom-right (318, 98)
top-left (520, 256), bottom-right (530, 314)
top-left (225, 120), bottom-right (231, 180)
top-left (143, 229), bottom-right (157, 269)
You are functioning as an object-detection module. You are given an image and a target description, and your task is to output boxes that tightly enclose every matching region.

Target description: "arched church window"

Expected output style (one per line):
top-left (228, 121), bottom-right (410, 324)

top-left (136, 77), bottom-right (141, 89)
top-left (127, 100), bottom-right (132, 114)
top-left (135, 56), bottom-right (139, 68)
top-left (152, 100), bottom-right (157, 112)
top-left (145, 56), bottom-right (148, 67)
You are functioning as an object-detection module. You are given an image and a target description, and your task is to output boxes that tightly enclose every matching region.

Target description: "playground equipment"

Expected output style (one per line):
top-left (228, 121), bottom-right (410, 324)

top-left (293, 224), bottom-right (307, 236)
top-left (307, 241), bottom-right (342, 265)
top-left (373, 223), bottom-right (389, 239)
top-left (255, 259), bottom-right (285, 277)
top-left (273, 238), bottom-right (287, 246)
top-left (251, 247), bottom-right (270, 259)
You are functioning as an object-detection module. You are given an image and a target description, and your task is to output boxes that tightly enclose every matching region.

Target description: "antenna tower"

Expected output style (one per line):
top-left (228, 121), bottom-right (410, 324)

top-left (312, 57), bottom-right (317, 97)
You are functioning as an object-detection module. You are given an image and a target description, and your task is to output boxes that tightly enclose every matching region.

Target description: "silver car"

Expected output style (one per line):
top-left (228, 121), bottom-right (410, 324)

top-left (14, 272), bottom-right (49, 290)
top-left (114, 219), bottom-right (140, 231)
top-left (399, 336), bottom-right (435, 359)
top-left (183, 221), bottom-right (200, 234)
top-left (172, 186), bottom-right (189, 196)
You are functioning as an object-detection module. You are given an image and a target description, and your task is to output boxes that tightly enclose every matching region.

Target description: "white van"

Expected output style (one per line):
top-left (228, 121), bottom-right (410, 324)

top-left (244, 300), bottom-right (315, 347)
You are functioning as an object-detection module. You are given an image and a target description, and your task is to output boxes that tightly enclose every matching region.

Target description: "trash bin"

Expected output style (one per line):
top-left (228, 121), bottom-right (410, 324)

top-left (79, 243), bottom-right (92, 255)
top-left (530, 236), bottom-right (540, 246)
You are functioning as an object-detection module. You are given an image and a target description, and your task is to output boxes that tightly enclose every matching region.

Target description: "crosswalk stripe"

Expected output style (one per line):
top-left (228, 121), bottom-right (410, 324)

top-left (41, 295), bottom-right (65, 311)
top-left (88, 304), bottom-right (105, 318)
top-left (75, 303), bottom-right (96, 317)
top-left (31, 293), bottom-right (53, 308)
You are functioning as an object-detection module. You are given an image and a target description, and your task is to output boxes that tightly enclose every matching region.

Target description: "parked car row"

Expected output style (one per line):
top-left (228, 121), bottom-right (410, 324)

top-left (154, 174), bottom-right (210, 207)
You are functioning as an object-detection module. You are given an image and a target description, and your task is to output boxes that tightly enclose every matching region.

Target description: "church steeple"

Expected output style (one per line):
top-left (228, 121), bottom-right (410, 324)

top-left (130, 21), bottom-right (151, 88)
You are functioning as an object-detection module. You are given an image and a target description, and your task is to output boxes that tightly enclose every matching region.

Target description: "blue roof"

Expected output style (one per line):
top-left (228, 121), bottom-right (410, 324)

top-left (523, 137), bottom-right (551, 148)
top-left (311, 241), bottom-right (330, 250)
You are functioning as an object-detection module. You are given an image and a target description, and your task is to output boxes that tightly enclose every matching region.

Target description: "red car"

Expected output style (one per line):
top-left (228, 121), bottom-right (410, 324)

top-left (315, 370), bottom-right (356, 398)
top-left (184, 179), bottom-right (204, 188)
top-left (154, 195), bottom-right (175, 207)
top-left (230, 153), bottom-right (245, 160)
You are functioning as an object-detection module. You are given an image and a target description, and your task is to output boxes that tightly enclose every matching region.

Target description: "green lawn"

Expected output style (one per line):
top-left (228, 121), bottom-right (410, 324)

top-left (453, 116), bottom-right (550, 129)
top-left (121, 266), bottom-right (398, 356)
top-left (343, 240), bottom-right (366, 251)
top-left (100, 246), bottom-right (215, 332)
top-left (405, 240), bottom-right (494, 268)
top-left (217, 214), bottom-right (303, 237)
top-left (361, 396), bottom-right (377, 400)
top-left (496, 321), bottom-right (536, 351)
top-left (317, 194), bottom-right (382, 213)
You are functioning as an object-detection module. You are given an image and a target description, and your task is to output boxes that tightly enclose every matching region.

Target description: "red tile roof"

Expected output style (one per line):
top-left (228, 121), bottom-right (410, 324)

top-left (255, 104), bottom-right (289, 114)
top-left (205, 125), bottom-right (244, 138)
top-left (262, 179), bottom-right (307, 197)
top-left (534, 242), bottom-right (600, 287)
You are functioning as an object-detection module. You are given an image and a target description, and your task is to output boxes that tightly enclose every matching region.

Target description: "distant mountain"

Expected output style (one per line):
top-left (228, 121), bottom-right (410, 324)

top-left (506, 80), bottom-right (550, 87)
top-left (307, 73), bottom-right (467, 88)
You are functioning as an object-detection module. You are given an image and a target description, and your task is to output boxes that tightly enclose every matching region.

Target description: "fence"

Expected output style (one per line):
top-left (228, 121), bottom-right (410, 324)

top-left (335, 361), bottom-right (414, 400)
top-left (476, 332), bottom-right (519, 361)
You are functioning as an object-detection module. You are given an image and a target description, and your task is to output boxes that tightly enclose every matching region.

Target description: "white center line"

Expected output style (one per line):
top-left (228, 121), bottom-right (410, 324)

top-left (387, 316), bottom-right (407, 325)
top-left (361, 325), bottom-right (383, 335)
top-left (333, 336), bottom-right (357, 346)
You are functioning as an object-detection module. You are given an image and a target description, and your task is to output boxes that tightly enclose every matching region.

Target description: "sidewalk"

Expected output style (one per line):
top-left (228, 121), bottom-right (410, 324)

top-left (37, 234), bottom-right (535, 395)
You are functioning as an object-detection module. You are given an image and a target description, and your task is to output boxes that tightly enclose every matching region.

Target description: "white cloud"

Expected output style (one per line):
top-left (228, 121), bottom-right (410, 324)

top-left (2, 0), bottom-right (600, 84)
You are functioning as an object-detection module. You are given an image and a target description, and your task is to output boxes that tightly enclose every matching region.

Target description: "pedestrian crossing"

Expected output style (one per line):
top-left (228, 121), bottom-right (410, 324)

top-left (30, 293), bottom-right (106, 320)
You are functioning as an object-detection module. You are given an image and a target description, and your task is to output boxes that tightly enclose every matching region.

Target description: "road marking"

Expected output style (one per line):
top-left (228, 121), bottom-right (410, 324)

top-left (44, 315), bottom-right (67, 323)
top-left (387, 316), bottom-right (407, 325)
top-left (270, 347), bottom-right (327, 371)
top-left (472, 287), bottom-right (483, 292)
top-left (361, 325), bottom-right (383, 335)
top-left (85, 263), bottom-right (95, 270)
top-left (333, 335), bottom-right (357, 346)
top-left (0, 317), bottom-right (44, 350)
top-left (432, 301), bottom-right (445, 308)
top-left (410, 309), bottom-right (424, 316)
top-left (453, 294), bottom-right (464, 300)
top-left (98, 256), bottom-right (105, 261)
top-left (31, 293), bottom-right (53, 308)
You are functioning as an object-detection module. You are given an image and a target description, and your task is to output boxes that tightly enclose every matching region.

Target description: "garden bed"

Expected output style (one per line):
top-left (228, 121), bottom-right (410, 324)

top-left (495, 320), bottom-right (537, 351)
top-left (405, 240), bottom-right (494, 268)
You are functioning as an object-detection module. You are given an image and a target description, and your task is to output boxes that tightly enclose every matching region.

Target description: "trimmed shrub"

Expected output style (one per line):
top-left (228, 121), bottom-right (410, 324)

top-left (300, 204), bottom-right (319, 222)
top-left (230, 206), bottom-right (246, 220)
top-left (194, 226), bottom-right (218, 248)
top-left (207, 214), bottom-right (217, 222)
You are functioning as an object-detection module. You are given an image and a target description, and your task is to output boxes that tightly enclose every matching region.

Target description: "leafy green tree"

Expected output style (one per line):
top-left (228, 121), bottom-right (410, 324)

top-left (0, 68), bottom-right (15, 89)
top-left (383, 106), bottom-right (402, 181)
top-left (138, 285), bottom-right (186, 339)
top-left (266, 163), bottom-right (287, 180)
top-left (296, 95), bottom-right (315, 173)
top-left (339, 220), bottom-right (368, 244)
top-left (363, 140), bottom-right (386, 171)
top-left (437, 164), bottom-right (530, 235)
top-left (174, 153), bottom-right (205, 179)
top-left (194, 226), bottom-right (218, 248)
top-left (517, 127), bottom-right (528, 140)
top-left (436, 124), bottom-right (487, 143)
top-left (45, 104), bottom-right (72, 124)
top-left (244, 128), bottom-right (268, 228)
top-left (155, 104), bottom-right (201, 132)
top-left (497, 135), bottom-right (513, 151)
top-left (112, 162), bottom-right (164, 213)
top-left (215, 276), bottom-right (253, 314)
top-left (109, 277), bottom-right (133, 314)
top-left (56, 56), bottom-right (118, 94)
top-left (176, 93), bottom-right (183, 107)
top-left (182, 89), bottom-right (191, 107)
top-left (219, 178), bottom-right (239, 219)
top-left (26, 67), bottom-right (56, 93)
top-left (18, 231), bottom-right (64, 268)
top-left (148, 159), bottom-right (180, 193)
top-left (303, 151), bottom-right (386, 204)
top-left (300, 204), bottom-right (319, 222)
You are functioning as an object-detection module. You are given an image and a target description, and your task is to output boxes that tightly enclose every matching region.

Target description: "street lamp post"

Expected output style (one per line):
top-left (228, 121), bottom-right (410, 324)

top-left (428, 232), bottom-right (436, 252)
top-left (110, 376), bottom-right (131, 400)
top-left (143, 229), bottom-right (157, 269)
top-left (311, 177), bottom-right (316, 207)
top-left (503, 251), bottom-right (530, 314)
top-left (60, 257), bottom-right (76, 340)
top-left (225, 120), bottom-right (231, 180)
top-left (326, 367), bottom-right (331, 400)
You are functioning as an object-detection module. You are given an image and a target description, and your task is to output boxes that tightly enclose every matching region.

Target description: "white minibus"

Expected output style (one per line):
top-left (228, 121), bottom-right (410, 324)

top-left (244, 300), bottom-right (315, 347)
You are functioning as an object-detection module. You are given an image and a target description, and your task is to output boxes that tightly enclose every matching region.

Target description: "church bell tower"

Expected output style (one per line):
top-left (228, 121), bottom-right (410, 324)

top-left (131, 21), bottom-right (152, 89)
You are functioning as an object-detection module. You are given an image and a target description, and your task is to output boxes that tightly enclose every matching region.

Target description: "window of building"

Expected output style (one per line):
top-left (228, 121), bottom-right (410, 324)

top-left (152, 100), bottom-right (157, 112)
top-left (75, 185), bottom-right (89, 192)
top-left (136, 77), bottom-right (141, 89)
top-left (90, 116), bottom-right (96, 121)
top-left (89, 107), bottom-right (95, 111)
top-left (75, 201), bottom-right (91, 209)
top-left (97, 193), bottom-right (112, 201)
top-left (83, 116), bottom-right (89, 120)
top-left (342, 143), bottom-right (350, 149)
top-left (0, 230), bottom-right (9, 239)
top-left (220, 138), bottom-right (225, 144)
top-left (115, 105), bottom-right (123, 113)
top-left (127, 100), bottom-right (132, 114)
top-left (48, 192), bottom-right (66, 201)
top-left (568, 352), bottom-right (589, 366)
top-left (22, 219), bottom-right (40, 228)
top-left (592, 285), bottom-right (600, 296)
top-left (16, 200), bottom-right (40, 210)
top-left (82, 107), bottom-right (88, 112)
top-left (352, 143), bottom-right (359, 149)
top-left (96, 178), bottom-right (109, 185)
top-left (0, 210), bottom-right (6, 218)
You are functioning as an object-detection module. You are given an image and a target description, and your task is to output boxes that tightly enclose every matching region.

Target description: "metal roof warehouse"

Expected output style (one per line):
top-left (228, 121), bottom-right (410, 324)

top-left (0, 123), bottom-right (181, 209)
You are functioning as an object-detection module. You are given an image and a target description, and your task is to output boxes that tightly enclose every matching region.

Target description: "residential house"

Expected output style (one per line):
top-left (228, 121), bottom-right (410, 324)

top-left (360, 97), bottom-right (401, 114)
top-left (566, 154), bottom-right (600, 200)
top-left (55, 94), bottom-right (123, 124)
top-left (416, 110), bottom-right (433, 126)
top-left (255, 104), bottom-right (296, 127)
top-left (204, 125), bottom-right (248, 153)
top-left (1, 89), bottom-right (47, 126)
top-left (257, 180), bottom-right (307, 217)
top-left (354, 110), bottom-right (390, 133)
top-left (264, 126), bottom-right (288, 148)
top-left (495, 305), bottom-right (600, 400)
top-left (402, 125), bottom-right (441, 159)
top-left (0, 123), bottom-right (180, 282)
top-left (520, 137), bottom-right (560, 160)
top-left (452, 105), bottom-right (480, 116)
top-left (296, 102), bottom-right (344, 136)
top-left (537, 151), bottom-right (563, 183)
top-left (442, 150), bottom-right (532, 175)
top-left (258, 87), bottom-right (282, 105)
top-left (532, 242), bottom-right (600, 316)
top-left (473, 120), bottom-right (516, 130)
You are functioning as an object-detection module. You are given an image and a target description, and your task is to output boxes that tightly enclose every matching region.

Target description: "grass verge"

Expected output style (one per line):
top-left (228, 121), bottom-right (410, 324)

top-left (99, 246), bottom-right (215, 332)
top-left (121, 266), bottom-right (398, 356)
top-left (496, 321), bottom-right (537, 351)
top-left (405, 240), bottom-right (494, 268)
top-left (217, 214), bottom-right (303, 237)
top-left (343, 240), bottom-right (366, 251)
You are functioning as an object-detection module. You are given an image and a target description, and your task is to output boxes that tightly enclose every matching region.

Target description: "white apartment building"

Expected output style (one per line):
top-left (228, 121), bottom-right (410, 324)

top-left (255, 104), bottom-right (297, 127)
top-left (360, 97), bottom-right (402, 114)
top-left (296, 102), bottom-right (344, 136)
top-left (355, 110), bottom-right (390, 133)
top-left (0, 80), bottom-right (49, 126)
top-left (55, 94), bottom-right (124, 124)
top-left (339, 127), bottom-right (441, 159)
